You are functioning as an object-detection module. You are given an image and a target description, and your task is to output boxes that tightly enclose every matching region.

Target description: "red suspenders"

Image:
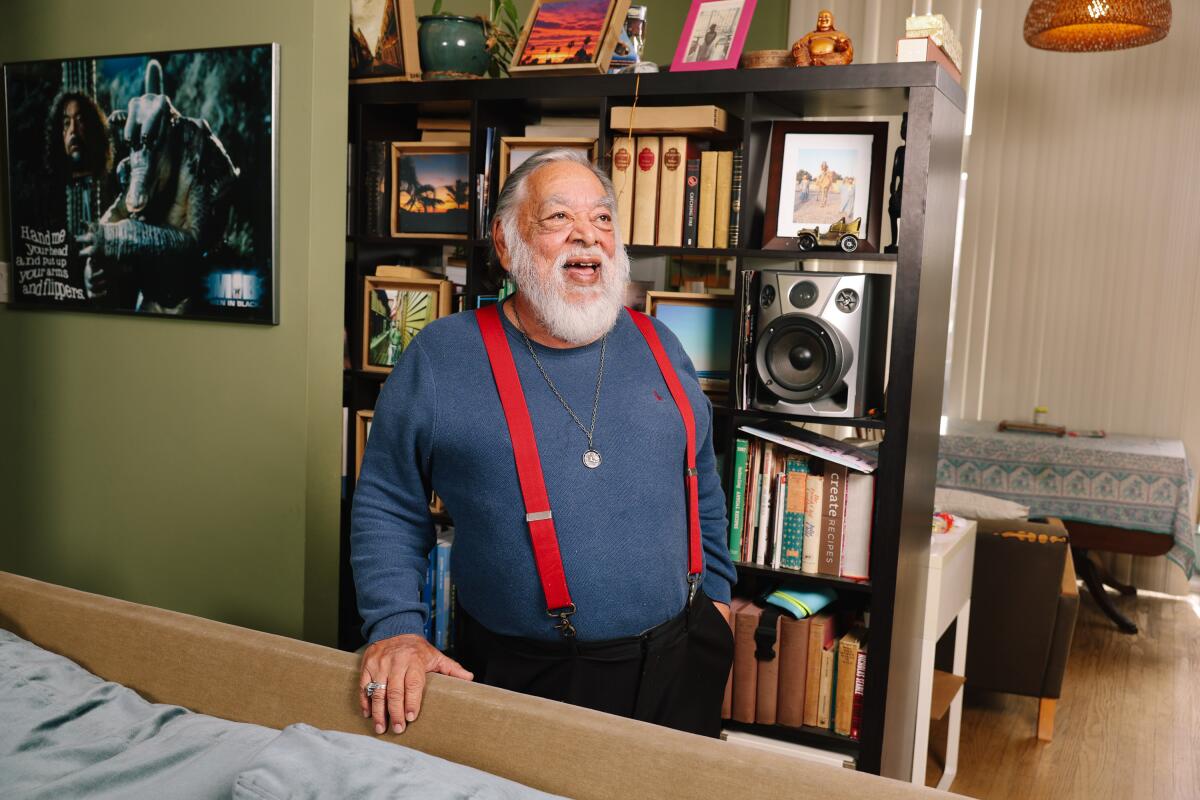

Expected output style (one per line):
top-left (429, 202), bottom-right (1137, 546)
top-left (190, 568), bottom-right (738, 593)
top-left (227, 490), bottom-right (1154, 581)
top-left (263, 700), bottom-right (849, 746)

top-left (477, 303), bottom-right (703, 638)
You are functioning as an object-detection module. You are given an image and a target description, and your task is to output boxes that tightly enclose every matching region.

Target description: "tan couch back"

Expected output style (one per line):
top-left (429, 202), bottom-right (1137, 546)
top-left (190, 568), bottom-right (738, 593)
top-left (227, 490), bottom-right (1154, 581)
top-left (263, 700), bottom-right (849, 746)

top-left (0, 572), bottom-right (953, 799)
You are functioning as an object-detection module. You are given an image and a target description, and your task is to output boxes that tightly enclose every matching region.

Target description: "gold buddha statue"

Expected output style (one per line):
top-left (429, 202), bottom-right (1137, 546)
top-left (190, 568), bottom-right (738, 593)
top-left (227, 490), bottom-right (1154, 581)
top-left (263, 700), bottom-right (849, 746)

top-left (791, 9), bottom-right (854, 67)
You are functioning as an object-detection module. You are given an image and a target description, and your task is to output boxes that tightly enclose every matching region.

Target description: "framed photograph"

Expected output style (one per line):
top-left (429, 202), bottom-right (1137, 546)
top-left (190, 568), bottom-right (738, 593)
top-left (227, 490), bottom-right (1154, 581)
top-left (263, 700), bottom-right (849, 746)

top-left (762, 121), bottom-right (888, 253)
top-left (645, 291), bottom-right (735, 395)
top-left (510, 0), bottom-right (632, 75)
top-left (349, 0), bottom-right (422, 82)
top-left (670, 0), bottom-right (757, 72)
top-left (354, 409), bottom-right (375, 479)
top-left (389, 143), bottom-right (471, 239)
top-left (498, 137), bottom-right (598, 188)
top-left (3, 44), bottom-right (279, 323)
top-left (362, 274), bottom-right (453, 373)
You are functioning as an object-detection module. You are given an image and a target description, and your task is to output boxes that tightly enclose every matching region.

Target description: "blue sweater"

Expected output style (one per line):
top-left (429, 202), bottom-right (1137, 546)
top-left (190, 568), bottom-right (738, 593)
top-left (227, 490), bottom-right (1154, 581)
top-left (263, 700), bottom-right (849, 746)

top-left (351, 302), bottom-right (736, 643)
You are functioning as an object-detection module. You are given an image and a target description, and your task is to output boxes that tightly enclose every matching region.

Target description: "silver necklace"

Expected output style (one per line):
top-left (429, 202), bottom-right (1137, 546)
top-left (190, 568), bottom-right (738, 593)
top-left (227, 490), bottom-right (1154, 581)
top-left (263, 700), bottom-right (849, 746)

top-left (513, 304), bottom-right (607, 469)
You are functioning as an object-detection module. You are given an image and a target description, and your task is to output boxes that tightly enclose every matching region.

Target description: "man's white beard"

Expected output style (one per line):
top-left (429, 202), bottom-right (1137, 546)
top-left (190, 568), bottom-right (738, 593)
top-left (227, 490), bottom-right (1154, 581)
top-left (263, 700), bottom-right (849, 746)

top-left (505, 225), bottom-right (630, 346)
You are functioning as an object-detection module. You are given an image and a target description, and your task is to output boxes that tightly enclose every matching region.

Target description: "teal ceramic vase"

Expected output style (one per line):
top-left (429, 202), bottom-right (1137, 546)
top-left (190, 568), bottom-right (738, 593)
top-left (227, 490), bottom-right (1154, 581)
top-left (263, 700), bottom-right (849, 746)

top-left (418, 15), bottom-right (490, 80)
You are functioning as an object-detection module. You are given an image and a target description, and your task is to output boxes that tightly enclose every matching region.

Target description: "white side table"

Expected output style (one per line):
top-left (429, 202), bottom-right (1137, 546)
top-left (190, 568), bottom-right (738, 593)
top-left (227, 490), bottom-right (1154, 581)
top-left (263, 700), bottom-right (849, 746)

top-left (910, 519), bottom-right (975, 790)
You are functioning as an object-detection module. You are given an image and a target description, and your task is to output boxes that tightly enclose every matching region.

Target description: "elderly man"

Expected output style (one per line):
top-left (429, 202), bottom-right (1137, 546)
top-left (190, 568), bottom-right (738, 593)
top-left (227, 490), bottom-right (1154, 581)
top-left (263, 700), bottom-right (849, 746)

top-left (351, 149), bottom-right (735, 740)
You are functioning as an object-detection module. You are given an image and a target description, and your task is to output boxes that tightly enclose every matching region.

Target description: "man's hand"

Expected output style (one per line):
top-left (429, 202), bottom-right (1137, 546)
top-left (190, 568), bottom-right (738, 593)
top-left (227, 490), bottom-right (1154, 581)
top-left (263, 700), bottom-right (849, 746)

top-left (358, 634), bottom-right (474, 735)
top-left (83, 258), bottom-right (109, 299)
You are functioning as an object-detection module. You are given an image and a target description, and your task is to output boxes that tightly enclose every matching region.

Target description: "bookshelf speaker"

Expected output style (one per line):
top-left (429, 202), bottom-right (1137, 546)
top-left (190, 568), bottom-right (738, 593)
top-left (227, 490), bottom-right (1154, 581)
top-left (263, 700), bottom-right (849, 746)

top-left (751, 271), bottom-right (890, 419)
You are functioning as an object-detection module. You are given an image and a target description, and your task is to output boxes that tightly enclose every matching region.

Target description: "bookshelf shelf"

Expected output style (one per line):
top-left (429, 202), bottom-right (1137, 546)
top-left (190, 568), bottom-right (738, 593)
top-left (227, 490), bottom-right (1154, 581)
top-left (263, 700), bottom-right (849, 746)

top-left (345, 62), bottom-right (965, 780)
top-left (733, 562), bottom-right (873, 594)
top-left (724, 720), bottom-right (861, 756)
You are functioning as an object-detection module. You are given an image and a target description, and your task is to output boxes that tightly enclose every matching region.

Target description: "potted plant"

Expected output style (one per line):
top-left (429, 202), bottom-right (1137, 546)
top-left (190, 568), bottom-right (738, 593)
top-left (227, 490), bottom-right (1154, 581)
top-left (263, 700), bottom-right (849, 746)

top-left (418, 0), bottom-right (520, 79)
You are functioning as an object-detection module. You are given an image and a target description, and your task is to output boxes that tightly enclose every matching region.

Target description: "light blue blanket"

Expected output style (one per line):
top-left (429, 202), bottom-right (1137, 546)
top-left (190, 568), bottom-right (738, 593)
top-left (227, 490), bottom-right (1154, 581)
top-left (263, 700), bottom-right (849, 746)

top-left (0, 628), bottom-right (562, 799)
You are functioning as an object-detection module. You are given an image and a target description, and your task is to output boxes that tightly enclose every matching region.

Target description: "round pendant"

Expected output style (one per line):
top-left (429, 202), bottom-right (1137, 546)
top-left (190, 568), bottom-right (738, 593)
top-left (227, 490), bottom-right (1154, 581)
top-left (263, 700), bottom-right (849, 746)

top-left (583, 449), bottom-right (602, 469)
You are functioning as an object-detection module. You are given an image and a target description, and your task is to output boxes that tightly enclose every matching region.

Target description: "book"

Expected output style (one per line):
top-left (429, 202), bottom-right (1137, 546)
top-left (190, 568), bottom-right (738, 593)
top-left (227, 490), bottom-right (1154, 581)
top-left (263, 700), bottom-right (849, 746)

top-left (729, 438), bottom-right (750, 560)
top-left (610, 104), bottom-right (728, 135)
top-left (682, 158), bottom-right (701, 247)
top-left (771, 472), bottom-right (787, 569)
top-left (755, 609), bottom-right (783, 725)
top-left (755, 445), bottom-right (777, 564)
top-left (417, 117), bottom-right (470, 131)
top-left (850, 641), bottom-right (868, 741)
top-left (803, 610), bottom-right (835, 727)
top-left (364, 141), bottom-right (390, 238)
top-left (841, 472), bottom-right (875, 580)
top-left (434, 531), bottom-right (454, 651)
top-left (896, 37), bottom-right (962, 84)
top-left (817, 639), bottom-right (837, 729)
top-left (724, 597), bottom-right (751, 719)
top-left (739, 423), bottom-right (879, 473)
top-left (835, 626), bottom-right (865, 736)
top-left (743, 440), bottom-right (762, 562)
top-left (610, 137), bottom-right (636, 239)
top-left (420, 130), bottom-right (470, 144)
top-left (776, 614), bottom-right (811, 727)
top-left (657, 137), bottom-right (688, 247)
top-left (732, 601), bottom-right (763, 723)
top-left (801, 475), bottom-right (823, 574)
top-left (398, 0), bottom-right (423, 81)
top-left (525, 116), bottom-right (600, 138)
top-left (728, 146), bottom-right (744, 248)
top-left (697, 151), bottom-right (718, 248)
top-left (422, 546), bottom-right (436, 642)
top-left (780, 456), bottom-right (809, 570)
top-left (713, 150), bottom-right (733, 249)
top-left (819, 463), bottom-right (849, 577)
top-left (632, 137), bottom-right (660, 246)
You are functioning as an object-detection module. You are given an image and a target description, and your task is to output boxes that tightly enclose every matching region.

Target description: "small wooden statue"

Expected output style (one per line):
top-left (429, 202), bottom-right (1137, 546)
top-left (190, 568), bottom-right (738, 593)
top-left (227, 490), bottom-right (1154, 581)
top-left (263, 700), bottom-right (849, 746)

top-left (791, 9), bottom-right (854, 66)
top-left (885, 112), bottom-right (906, 254)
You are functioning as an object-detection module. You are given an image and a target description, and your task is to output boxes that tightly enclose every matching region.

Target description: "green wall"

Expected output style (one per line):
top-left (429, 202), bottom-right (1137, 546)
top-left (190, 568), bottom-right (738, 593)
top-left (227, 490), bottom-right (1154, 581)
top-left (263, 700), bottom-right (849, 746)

top-left (0, 1), bottom-right (347, 644)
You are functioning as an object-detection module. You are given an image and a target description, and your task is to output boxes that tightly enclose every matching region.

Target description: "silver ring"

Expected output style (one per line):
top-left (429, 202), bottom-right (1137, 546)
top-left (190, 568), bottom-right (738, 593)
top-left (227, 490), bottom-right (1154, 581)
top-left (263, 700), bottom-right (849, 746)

top-left (365, 681), bottom-right (386, 698)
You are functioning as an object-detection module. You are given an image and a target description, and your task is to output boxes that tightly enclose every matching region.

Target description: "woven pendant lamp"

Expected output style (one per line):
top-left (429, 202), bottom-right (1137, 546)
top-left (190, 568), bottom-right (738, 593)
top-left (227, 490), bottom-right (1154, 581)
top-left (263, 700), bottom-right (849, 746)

top-left (1024, 0), bottom-right (1171, 51)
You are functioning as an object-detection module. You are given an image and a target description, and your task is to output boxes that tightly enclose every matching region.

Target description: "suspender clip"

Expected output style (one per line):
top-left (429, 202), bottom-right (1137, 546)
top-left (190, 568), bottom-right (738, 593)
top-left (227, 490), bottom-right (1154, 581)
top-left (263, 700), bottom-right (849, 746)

top-left (685, 467), bottom-right (698, 477)
top-left (687, 572), bottom-right (702, 605)
top-left (548, 603), bottom-right (577, 639)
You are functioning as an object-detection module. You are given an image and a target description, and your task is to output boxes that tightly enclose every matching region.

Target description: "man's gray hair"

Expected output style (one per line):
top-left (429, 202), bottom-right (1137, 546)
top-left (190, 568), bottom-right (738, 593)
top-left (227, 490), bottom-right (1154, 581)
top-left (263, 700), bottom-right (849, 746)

top-left (492, 148), bottom-right (619, 241)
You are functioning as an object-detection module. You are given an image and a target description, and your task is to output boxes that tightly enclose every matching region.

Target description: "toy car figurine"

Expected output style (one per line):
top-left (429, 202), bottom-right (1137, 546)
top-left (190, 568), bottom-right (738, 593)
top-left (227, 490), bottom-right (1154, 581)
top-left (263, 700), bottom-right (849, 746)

top-left (796, 217), bottom-right (862, 253)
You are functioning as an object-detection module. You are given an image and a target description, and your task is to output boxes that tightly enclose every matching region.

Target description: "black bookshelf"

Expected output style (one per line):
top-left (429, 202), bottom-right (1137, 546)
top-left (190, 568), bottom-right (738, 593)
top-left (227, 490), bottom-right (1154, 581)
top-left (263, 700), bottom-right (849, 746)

top-left (344, 63), bottom-right (965, 780)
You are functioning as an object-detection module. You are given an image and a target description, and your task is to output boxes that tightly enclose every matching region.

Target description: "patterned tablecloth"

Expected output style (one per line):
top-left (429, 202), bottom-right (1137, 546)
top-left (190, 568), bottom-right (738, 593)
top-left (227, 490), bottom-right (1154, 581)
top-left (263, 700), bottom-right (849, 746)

top-left (937, 419), bottom-right (1197, 578)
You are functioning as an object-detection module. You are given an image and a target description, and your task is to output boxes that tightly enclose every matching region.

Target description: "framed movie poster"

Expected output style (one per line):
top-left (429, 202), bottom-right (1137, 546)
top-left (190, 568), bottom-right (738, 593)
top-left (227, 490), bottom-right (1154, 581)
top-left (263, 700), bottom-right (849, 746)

top-left (645, 291), bottom-right (734, 394)
top-left (349, 0), bottom-right (422, 82)
top-left (361, 274), bottom-right (453, 374)
top-left (498, 136), bottom-right (597, 188)
top-left (510, 0), bottom-right (632, 75)
top-left (3, 44), bottom-right (279, 323)
top-left (762, 121), bottom-right (887, 253)
top-left (670, 0), bottom-right (757, 72)
top-left (389, 143), bottom-right (471, 239)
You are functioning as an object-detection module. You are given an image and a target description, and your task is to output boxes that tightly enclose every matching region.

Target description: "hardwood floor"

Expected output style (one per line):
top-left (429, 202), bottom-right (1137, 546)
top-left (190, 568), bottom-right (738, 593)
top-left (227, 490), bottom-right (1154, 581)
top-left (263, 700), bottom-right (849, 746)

top-left (930, 578), bottom-right (1200, 799)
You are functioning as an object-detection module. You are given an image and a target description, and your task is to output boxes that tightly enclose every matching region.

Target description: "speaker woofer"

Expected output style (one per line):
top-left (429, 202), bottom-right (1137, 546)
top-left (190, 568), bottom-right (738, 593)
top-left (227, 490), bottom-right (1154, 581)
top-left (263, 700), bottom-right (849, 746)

top-left (755, 313), bottom-right (848, 402)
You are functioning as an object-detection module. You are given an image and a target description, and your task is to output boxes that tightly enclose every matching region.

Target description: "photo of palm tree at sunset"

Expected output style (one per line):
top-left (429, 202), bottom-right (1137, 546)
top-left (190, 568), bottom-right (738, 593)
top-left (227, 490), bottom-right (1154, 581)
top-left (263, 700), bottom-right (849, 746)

top-left (518, 0), bottom-right (610, 66)
top-left (392, 151), bottom-right (470, 236)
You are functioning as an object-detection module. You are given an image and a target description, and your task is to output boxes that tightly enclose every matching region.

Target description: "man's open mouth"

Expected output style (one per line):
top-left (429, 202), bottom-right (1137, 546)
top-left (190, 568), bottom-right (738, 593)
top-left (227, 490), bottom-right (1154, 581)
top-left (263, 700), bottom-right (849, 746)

top-left (563, 258), bottom-right (601, 274)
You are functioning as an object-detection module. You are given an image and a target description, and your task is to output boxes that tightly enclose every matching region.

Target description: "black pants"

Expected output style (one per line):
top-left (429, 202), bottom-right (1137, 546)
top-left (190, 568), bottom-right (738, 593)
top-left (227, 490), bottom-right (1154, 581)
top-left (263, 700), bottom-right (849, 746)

top-left (456, 590), bottom-right (734, 738)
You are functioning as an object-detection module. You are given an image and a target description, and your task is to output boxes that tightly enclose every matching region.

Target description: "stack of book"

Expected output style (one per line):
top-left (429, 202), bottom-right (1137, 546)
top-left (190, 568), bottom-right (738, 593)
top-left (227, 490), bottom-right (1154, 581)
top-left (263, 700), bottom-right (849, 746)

top-left (609, 105), bottom-right (745, 249)
top-left (729, 424), bottom-right (876, 581)
top-left (727, 600), bottom-right (869, 740)
top-left (897, 13), bottom-right (963, 83)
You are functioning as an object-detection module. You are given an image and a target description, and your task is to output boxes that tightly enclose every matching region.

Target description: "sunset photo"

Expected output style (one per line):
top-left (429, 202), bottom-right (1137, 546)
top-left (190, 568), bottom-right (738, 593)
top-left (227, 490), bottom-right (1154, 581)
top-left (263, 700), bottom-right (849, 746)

top-left (517, 0), bottom-right (610, 66)
top-left (390, 147), bottom-right (470, 237)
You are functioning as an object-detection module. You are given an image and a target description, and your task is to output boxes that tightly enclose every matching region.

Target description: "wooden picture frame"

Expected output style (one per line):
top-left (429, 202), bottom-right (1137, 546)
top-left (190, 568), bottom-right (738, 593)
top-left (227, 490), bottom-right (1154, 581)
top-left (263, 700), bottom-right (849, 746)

top-left (389, 142), bottom-right (471, 239)
top-left (361, 274), bottom-right (453, 374)
top-left (498, 136), bottom-right (598, 188)
top-left (354, 409), bottom-right (374, 479)
top-left (670, 0), bottom-right (757, 73)
top-left (349, 0), bottom-right (422, 83)
top-left (645, 291), bottom-right (735, 394)
top-left (762, 121), bottom-right (888, 253)
top-left (509, 0), bottom-right (632, 75)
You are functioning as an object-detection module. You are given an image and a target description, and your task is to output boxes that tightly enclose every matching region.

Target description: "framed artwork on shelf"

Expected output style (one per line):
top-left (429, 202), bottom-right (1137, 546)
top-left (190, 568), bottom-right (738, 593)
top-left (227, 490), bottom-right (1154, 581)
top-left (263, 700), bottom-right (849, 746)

top-left (389, 142), bottom-right (471, 239)
top-left (354, 409), bottom-right (375, 479)
top-left (498, 136), bottom-right (598, 188)
top-left (670, 0), bottom-right (757, 72)
top-left (645, 291), bottom-right (735, 395)
top-left (349, 0), bottom-right (422, 82)
top-left (509, 0), bottom-right (632, 75)
top-left (762, 121), bottom-right (888, 253)
top-left (3, 44), bottom-right (279, 323)
top-left (361, 273), bottom-right (453, 373)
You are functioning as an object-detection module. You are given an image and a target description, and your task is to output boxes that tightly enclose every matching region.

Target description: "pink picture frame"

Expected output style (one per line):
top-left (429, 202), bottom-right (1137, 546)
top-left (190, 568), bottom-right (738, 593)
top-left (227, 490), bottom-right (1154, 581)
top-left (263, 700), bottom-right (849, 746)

top-left (669, 0), bottom-right (757, 73)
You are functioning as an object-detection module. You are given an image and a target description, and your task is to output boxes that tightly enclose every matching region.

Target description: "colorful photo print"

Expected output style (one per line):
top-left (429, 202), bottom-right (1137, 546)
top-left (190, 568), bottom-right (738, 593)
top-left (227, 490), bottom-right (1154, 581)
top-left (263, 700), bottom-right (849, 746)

top-left (777, 134), bottom-right (874, 233)
top-left (389, 145), bottom-right (470, 238)
top-left (3, 44), bottom-right (279, 323)
top-left (645, 292), bottom-right (733, 392)
top-left (365, 283), bottom-right (437, 370)
top-left (517, 0), bottom-right (611, 66)
top-left (349, 0), bottom-right (404, 79)
top-left (682, 0), bottom-right (745, 63)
